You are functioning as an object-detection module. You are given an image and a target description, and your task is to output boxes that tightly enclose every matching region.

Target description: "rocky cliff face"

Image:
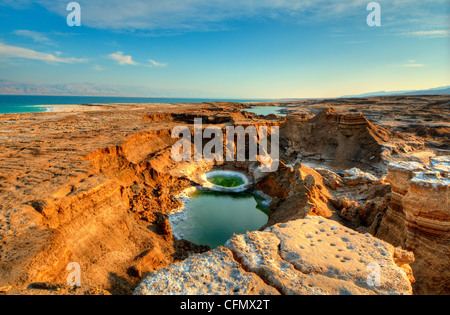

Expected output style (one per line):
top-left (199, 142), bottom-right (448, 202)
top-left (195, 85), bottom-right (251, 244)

top-left (0, 105), bottom-right (281, 294)
top-left (324, 167), bottom-right (391, 233)
top-left (376, 158), bottom-right (449, 295)
top-left (280, 108), bottom-right (392, 171)
top-left (256, 163), bottom-right (336, 228)
top-left (0, 108), bottom-right (218, 294)
top-left (135, 216), bottom-right (413, 295)
top-left (0, 127), bottom-right (197, 294)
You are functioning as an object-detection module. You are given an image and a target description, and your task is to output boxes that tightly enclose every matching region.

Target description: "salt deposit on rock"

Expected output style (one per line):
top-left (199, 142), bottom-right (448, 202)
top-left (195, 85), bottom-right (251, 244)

top-left (387, 161), bottom-right (425, 172)
top-left (430, 156), bottom-right (450, 174)
top-left (343, 168), bottom-right (382, 186)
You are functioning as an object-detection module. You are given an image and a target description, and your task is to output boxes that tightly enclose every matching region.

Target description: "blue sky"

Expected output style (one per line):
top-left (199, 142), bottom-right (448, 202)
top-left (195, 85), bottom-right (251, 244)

top-left (0, 0), bottom-right (449, 98)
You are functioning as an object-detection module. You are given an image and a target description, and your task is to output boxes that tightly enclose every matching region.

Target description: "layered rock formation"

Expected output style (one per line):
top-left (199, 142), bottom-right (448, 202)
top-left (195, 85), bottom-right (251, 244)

top-left (376, 158), bottom-right (449, 294)
top-left (322, 167), bottom-right (391, 232)
top-left (135, 216), bottom-right (413, 295)
top-left (0, 105), bottom-right (220, 294)
top-left (376, 162), bottom-right (424, 247)
top-left (256, 163), bottom-right (337, 228)
top-left (280, 109), bottom-right (392, 171)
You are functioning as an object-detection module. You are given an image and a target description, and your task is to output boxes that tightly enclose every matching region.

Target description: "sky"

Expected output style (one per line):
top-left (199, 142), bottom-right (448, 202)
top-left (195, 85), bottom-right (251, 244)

top-left (0, 0), bottom-right (449, 98)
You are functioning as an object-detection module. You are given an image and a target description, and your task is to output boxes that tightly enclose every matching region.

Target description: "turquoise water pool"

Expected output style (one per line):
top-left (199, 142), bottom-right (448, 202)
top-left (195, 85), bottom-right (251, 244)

top-left (243, 106), bottom-right (286, 116)
top-left (170, 190), bottom-right (269, 249)
top-left (207, 174), bottom-right (245, 188)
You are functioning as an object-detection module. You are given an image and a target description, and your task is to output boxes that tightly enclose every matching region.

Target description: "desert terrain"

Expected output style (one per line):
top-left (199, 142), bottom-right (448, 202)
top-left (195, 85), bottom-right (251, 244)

top-left (0, 95), bottom-right (448, 295)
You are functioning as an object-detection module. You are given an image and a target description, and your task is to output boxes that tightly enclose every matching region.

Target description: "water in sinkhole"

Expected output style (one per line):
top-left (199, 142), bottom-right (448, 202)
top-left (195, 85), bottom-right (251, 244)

top-left (243, 106), bottom-right (287, 116)
top-left (207, 174), bottom-right (245, 188)
top-left (169, 172), bottom-right (269, 249)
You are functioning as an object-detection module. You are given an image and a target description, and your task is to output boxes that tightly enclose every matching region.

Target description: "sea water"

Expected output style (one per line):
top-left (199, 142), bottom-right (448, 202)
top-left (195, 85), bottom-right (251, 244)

top-left (0, 95), bottom-right (275, 114)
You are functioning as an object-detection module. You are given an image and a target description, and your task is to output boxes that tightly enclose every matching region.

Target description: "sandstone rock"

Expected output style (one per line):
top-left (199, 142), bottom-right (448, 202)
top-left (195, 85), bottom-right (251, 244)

top-left (405, 171), bottom-right (449, 235)
top-left (315, 168), bottom-right (344, 190)
top-left (0, 286), bottom-right (12, 294)
top-left (135, 216), bottom-right (413, 295)
top-left (393, 247), bottom-right (415, 266)
top-left (376, 160), bottom-right (449, 294)
top-left (280, 108), bottom-right (391, 170)
top-left (376, 162), bottom-right (425, 247)
top-left (338, 199), bottom-right (361, 223)
top-left (256, 163), bottom-right (335, 228)
top-left (154, 213), bottom-right (173, 240)
top-left (128, 246), bottom-right (169, 278)
top-left (266, 216), bottom-right (412, 295)
top-left (393, 247), bottom-right (416, 284)
top-left (331, 183), bottom-right (391, 230)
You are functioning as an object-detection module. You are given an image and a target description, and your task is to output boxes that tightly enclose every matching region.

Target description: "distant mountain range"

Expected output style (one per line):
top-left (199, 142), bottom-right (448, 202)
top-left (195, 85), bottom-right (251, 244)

top-left (0, 79), bottom-right (449, 99)
top-left (0, 80), bottom-right (219, 98)
top-left (342, 86), bottom-right (450, 98)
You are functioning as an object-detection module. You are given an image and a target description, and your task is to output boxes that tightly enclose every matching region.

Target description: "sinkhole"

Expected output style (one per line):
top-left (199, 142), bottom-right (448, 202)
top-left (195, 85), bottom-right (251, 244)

top-left (169, 171), bottom-right (270, 249)
top-left (243, 106), bottom-right (287, 117)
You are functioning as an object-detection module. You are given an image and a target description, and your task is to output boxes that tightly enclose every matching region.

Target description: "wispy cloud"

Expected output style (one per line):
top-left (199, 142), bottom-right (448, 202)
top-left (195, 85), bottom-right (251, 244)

top-left (107, 51), bottom-right (167, 68)
top-left (93, 65), bottom-right (105, 71)
top-left (400, 30), bottom-right (450, 38)
top-left (0, 0), bottom-right (34, 9)
top-left (148, 59), bottom-right (168, 68)
top-left (0, 42), bottom-right (88, 64)
top-left (396, 60), bottom-right (426, 68)
top-left (13, 30), bottom-right (55, 45)
top-left (401, 64), bottom-right (425, 68)
top-left (107, 51), bottom-right (137, 65)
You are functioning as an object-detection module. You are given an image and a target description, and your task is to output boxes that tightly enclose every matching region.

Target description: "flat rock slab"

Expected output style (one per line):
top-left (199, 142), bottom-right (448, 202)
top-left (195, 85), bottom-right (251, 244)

top-left (135, 216), bottom-right (412, 295)
top-left (262, 216), bottom-right (411, 295)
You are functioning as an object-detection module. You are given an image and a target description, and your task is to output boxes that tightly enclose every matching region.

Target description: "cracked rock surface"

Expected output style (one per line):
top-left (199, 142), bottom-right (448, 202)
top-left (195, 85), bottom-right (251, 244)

top-left (135, 216), bottom-right (413, 295)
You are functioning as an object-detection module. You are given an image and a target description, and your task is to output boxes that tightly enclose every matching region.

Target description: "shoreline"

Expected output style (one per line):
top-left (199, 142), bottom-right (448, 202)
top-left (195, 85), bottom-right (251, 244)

top-left (0, 95), bottom-right (286, 115)
top-left (0, 104), bottom-right (104, 115)
top-left (33, 104), bottom-right (111, 113)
